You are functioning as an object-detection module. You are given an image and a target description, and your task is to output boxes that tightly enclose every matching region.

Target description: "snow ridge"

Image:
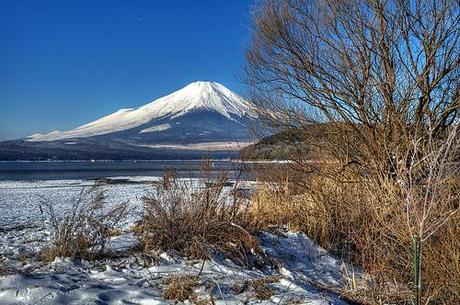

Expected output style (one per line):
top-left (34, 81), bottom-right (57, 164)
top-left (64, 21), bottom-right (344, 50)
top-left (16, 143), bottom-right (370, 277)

top-left (28, 81), bottom-right (257, 142)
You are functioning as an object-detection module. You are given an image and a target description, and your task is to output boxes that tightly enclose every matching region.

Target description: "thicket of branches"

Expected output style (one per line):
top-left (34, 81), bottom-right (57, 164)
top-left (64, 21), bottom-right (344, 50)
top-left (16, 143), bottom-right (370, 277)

top-left (246, 0), bottom-right (460, 303)
top-left (248, 0), bottom-right (460, 173)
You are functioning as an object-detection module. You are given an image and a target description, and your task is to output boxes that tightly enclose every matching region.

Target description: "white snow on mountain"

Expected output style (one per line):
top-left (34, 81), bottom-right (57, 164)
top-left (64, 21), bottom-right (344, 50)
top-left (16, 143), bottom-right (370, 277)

top-left (27, 81), bottom-right (258, 142)
top-left (139, 123), bottom-right (172, 134)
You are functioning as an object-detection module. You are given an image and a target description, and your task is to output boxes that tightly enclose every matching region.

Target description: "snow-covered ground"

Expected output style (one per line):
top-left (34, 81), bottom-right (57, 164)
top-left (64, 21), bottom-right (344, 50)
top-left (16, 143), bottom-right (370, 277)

top-left (0, 179), bottom-right (152, 258)
top-left (0, 178), bottom-right (357, 305)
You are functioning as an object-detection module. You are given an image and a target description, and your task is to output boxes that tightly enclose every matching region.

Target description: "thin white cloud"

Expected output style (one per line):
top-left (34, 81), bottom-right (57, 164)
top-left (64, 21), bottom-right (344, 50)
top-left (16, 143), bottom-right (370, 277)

top-left (129, 14), bottom-right (143, 22)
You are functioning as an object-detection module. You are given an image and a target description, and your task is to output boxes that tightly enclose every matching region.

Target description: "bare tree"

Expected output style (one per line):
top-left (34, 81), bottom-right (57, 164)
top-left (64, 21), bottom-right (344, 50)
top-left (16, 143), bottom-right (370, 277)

top-left (247, 0), bottom-right (460, 175)
top-left (246, 1), bottom-right (460, 303)
top-left (397, 123), bottom-right (460, 304)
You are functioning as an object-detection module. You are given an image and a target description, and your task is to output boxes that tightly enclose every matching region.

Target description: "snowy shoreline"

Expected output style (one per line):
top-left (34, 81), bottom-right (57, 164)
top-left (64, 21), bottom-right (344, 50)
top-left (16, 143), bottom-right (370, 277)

top-left (0, 178), bottom-right (356, 305)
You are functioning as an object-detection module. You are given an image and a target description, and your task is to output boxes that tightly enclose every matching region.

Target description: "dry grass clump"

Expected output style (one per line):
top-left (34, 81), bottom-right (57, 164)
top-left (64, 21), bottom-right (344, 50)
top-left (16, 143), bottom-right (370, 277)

top-left (38, 183), bottom-right (129, 262)
top-left (250, 169), bottom-right (460, 304)
top-left (231, 275), bottom-right (281, 299)
top-left (425, 220), bottom-right (460, 301)
top-left (161, 274), bottom-right (199, 301)
top-left (251, 281), bottom-right (273, 300)
top-left (250, 177), bottom-right (334, 248)
top-left (249, 128), bottom-right (460, 303)
top-left (250, 275), bottom-right (280, 300)
top-left (0, 263), bottom-right (16, 276)
top-left (138, 167), bottom-right (269, 268)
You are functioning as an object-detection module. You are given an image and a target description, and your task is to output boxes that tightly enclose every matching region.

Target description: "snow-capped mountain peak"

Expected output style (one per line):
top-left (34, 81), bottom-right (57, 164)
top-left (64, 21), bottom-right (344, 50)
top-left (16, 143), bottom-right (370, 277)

top-left (27, 81), bottom-right (258, 142)
top-left (142, 81), bottom-right (256, 120)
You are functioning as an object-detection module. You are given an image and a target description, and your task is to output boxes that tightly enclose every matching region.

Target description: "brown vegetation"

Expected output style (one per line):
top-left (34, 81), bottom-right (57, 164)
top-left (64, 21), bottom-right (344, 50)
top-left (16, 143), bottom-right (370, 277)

top-left (0, 263), bottom-right (16, 276)
top-left (250, 160), bottom-right (460, 303)
top-left (246, 0), bottom-right (460, 303)
top-left (38, 183), bottom-right (129, 261)
top-left (250, 275), bottom-right (281, 300)
top-left (161, 274), bottom-right (199, 301)
top-left (138, 164), bottom-right (269, 268)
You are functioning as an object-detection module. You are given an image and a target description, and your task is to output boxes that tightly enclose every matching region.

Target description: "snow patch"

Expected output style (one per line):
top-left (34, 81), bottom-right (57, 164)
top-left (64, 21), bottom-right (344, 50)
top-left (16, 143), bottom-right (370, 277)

top-left (141, 141), bottom-right (254, 151)
top-left (139, 123), bottom-right (171, 134)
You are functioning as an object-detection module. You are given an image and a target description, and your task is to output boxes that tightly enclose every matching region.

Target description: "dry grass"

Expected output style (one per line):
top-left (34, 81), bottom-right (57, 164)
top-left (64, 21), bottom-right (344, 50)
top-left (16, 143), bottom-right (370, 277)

top-left (250, 178), bottom-right (333, 248)
top-left (251, 282), bottom-right (273, 300)
top-left (250, 170), bottom-right (460, 304)
top-left (230, 275), bottom-right (281, 299)
top-left (249, 128), bottom-right (460, 304)
top-left (161, 274), bottom-right (199, 301)
top-left (138, 167), bottom-right (270, 268)
top-left (38, 183), bottom-right (129, 261)
top-left (250, 275), bottom-right (281, 300)
top-left (0, 264), bottom-right (16, 276)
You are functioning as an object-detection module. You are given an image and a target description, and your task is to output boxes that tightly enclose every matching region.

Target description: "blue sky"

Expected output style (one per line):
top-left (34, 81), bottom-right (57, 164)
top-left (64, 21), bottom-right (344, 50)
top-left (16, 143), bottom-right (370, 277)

top-left (0, 0), bottom-right (254, 140)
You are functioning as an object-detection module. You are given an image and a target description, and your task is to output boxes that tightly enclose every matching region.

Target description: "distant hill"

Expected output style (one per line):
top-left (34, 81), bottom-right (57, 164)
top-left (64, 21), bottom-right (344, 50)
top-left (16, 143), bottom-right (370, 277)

top-left (241, 124), bottom-right (335, 160)
top-left (241, 128), bottom-right (311, 160)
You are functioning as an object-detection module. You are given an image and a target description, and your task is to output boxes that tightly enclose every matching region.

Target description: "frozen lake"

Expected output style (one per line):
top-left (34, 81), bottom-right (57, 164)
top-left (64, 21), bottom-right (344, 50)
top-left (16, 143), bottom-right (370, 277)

top-left (0, 160), bottom-right (251, 180)
top-left (0, 178), bottom-right (151, 257)
top-left (0, 176), bottom-right (254, 258)
top-left (0, 160), bottom-right (257, 256)
top-left (0, 169), bottom-right (352, 305)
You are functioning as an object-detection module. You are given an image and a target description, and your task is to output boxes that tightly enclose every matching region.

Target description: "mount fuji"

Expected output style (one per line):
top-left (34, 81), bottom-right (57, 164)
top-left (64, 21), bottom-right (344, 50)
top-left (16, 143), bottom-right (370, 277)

top-left (0, 82), bottom-right (263, 160)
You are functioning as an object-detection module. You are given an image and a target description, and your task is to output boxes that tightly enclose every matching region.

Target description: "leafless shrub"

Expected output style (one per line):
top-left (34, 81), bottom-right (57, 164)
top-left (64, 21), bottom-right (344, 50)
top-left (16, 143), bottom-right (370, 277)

top-left (246, 0), bottom-right (460, 303)
top-left (138, 163), bottom-right (269, 268)
top-left (251, 137), bottom-right (460, 304)
top-left (369, 124), bottom-right (460, 304)
top-left (38, 182), bottom-right (129, 261)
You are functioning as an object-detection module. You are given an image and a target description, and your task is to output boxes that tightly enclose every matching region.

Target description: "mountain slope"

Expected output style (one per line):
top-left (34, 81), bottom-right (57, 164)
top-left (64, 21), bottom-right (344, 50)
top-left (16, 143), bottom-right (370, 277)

top-left (28, 81), bottom-right (258, 143)
top-left (0, 82), bottom-right (261, 160)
